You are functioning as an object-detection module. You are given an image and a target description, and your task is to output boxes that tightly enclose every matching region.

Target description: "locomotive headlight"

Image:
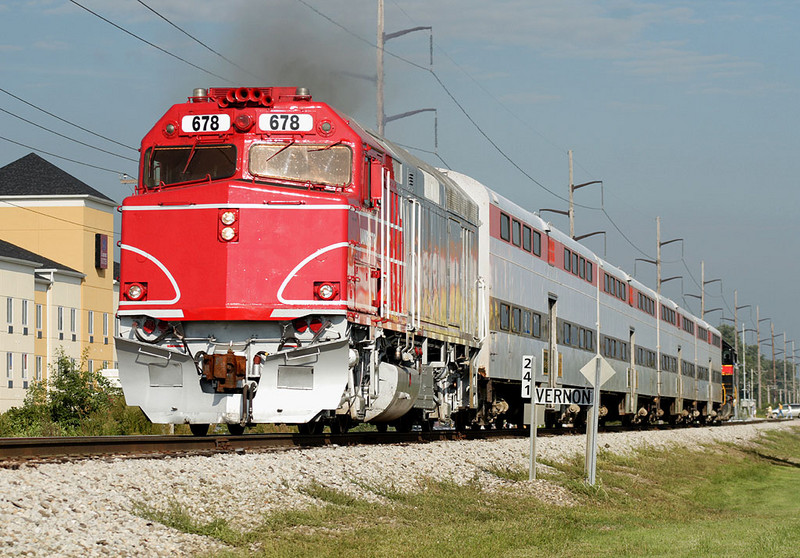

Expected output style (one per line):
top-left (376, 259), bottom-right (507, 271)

top-left (220, 226), bottom-right (236, 241)
top-left (314, 281), bottom-right (340, 301)
top-left (125, 282), bottom-right (147, 301)
top-left (220, 210), bottom-right (237, 225)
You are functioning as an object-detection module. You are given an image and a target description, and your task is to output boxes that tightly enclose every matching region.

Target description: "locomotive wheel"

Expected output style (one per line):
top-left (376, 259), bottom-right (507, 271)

top-left (189, 423), bottom-right (210, 436)
top-left (329, 416), bottom-right (351, 434)
top-left (227, 423), bottom-right (246, 436)
top-left (298, 421), bottom-right (324, 435)
top-left (394, 420), bottom-right (412, 433)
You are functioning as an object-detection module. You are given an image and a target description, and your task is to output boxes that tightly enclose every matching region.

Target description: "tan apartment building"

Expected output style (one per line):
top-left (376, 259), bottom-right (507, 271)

top-left (0, 153), bottom-right (117, 410)
top-left (0, 239), bottom-right (84, 411)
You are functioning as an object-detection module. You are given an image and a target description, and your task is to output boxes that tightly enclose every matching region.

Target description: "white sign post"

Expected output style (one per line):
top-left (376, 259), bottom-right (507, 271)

top-left (580, 355), bottom-right (615, 485)
top-left (521, 355), bottom-right (535, 480)
top-left (524, 354), bottom-right (602, 481)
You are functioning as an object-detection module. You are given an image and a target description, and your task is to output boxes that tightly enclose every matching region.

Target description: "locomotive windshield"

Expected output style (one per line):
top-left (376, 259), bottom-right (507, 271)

top-left (249, 143), bottom-right (352, 188)
top-left (143, 144), bottom-right (236, 188)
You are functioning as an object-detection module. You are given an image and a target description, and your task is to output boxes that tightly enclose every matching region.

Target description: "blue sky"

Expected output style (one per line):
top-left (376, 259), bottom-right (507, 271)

top-left (1, 0), bottom-right (798, 356)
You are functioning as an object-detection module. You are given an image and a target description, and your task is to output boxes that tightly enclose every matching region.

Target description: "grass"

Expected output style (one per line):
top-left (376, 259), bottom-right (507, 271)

top-left (134, 425), bottom-right (800, 557)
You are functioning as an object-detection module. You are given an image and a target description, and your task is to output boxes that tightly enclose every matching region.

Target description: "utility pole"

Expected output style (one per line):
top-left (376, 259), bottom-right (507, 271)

top-left (700, 261), bottom-right (705, 318)
top-left (783, 334), bottom-right (788, 402)
top-left (376, 0), bottom-right (434, 138)
top-left (771, 322), bottom-right (776, 405)
top-left (376, 0), bottom-right (385, 135)
top-left (742, 322), bottom-right (748, 414)
top-left (566, 151), bottom-right (602, 241)
top-left (569, 150), bottom-right (574, 238)
top-left (792, 340), bottom-right (797, 403)
top-left (756, 307), bottom-right (767, 410)
top-left (733, 291), bottom-right (740, 419)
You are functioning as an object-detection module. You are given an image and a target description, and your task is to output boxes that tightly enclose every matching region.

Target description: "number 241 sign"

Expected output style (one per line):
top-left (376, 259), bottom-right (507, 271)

top-left (521, 355), bottom-right (535, 398)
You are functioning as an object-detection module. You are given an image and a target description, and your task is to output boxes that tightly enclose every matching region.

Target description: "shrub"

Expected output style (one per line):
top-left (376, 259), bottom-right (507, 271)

top-left (0, 348), bottom-right (161, 436)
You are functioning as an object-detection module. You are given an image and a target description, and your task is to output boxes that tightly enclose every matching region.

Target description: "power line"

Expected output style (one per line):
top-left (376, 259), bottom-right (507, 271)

top-left (135, 0), bottom-right (265, 82)
top-left (388, 0), bottom-right (568, 156)
top-left (393, 141), bottom-right (451, 169)
top-left (295, 0), bottom-right (589, 207)
top-left (0, 135), bottom-right (131, 175)
top-left (0, 197), bottom-right (118, 238)
top-left (0, 107), bottom-right (138, 163)
top-left (296, 0), bottom-right (657, 260)
top-left (68, 0), bottom-right (236, 84)
top-left (0, 87), bottom-right (137, 152)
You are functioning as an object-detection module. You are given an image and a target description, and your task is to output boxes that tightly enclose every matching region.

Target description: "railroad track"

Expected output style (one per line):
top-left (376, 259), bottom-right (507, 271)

top-left (0, 419), bottom-right (767, 466)
top-left (0, 428), bottom-right (526, 466)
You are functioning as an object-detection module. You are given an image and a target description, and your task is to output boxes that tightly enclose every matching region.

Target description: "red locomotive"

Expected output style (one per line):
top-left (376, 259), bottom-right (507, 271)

top-left (117, 86), bottom-right (480, 435)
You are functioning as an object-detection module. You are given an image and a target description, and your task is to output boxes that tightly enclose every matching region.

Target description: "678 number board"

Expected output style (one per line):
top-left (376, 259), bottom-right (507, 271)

top-left (259, 113), bottom-right (314, 132)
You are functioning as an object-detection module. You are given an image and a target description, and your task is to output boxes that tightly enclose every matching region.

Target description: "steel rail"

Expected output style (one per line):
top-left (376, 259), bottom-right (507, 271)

top-left (0, 420), bottom-right (765, 466)
top-left (0, 428), bottom-right (526, 464)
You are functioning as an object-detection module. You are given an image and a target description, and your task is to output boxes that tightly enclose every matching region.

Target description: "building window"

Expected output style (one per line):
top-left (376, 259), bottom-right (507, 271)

top-left (88, 360), bottom-right (94, 373)
top-left (6, 298), bottom-right (12, 324)
top-left (36, 304), bottom-right (43, 330)
top-left (103, 313), bottom-right (109, 337)
top-left (21, 354), bottom-right (28, 380)
top-left (6, 352), bottom-right (12, 379)
top-left (58, 306), bottom-right (64, 332)
top-left (21, 300), bottom-right (28, 327)
top-left (36, 356), bottom-right (43, 381)
top-left (70, 308), bottom-right (77, 333)
top-left (102, 360), bottom-right (108, 370)
top-left (88, 310), bottom-right (94, 335)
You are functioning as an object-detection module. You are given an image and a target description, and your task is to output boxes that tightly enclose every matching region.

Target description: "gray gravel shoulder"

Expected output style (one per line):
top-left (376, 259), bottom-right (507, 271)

top-left (0, 420), bottom-right (795, 557)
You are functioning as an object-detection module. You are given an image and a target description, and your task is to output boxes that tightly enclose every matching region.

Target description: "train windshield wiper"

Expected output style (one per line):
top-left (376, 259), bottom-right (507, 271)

top-left (262, 140), bottom-right (295, 163)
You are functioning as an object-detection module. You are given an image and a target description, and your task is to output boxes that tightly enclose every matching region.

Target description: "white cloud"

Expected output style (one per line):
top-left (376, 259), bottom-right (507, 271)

top-left (386, 1), bottom-right (756, 84)
top-left (33, 40), bottom-right (70, 51)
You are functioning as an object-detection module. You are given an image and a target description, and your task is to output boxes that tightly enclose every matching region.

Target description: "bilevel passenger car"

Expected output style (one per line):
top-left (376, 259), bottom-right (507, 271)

top-left (116, 86), bottom-right (731, 435)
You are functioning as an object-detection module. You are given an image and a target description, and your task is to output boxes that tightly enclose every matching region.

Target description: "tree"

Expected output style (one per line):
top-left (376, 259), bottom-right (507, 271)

top-left (0, 349), bottom-right (120, 436)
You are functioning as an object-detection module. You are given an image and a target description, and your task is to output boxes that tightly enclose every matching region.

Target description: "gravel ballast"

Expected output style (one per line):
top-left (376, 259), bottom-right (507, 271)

top-left (0, 420), bottom-right (796, 557)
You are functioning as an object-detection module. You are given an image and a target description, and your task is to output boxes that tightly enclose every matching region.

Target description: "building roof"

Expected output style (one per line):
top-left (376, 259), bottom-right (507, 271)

top-left (0, 153), bottom-right (115, 203)
top-left (0, 238), bottom-right (81, 275)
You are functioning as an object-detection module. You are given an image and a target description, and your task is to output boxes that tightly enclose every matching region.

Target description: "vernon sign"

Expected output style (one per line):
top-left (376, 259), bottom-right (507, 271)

top-left (533, 387), bottom-right (594, 406)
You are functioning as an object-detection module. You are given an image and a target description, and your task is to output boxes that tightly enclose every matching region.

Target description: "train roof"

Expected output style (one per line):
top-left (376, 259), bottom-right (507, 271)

top-left (360, 129), bottom-right (479, 224)
top-left (453, 174), bottom-right (719, 335)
